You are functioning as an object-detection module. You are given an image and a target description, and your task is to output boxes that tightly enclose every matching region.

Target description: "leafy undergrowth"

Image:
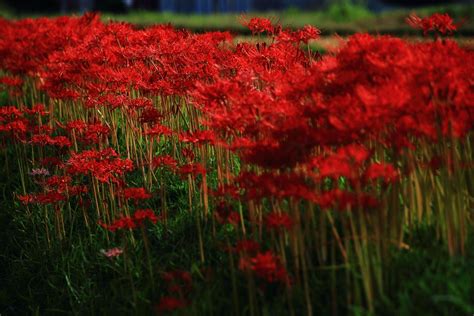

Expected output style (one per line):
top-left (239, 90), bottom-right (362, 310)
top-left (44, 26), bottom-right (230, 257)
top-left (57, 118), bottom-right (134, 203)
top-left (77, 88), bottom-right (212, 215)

top-left (2, 184), bottom-right (473, 315)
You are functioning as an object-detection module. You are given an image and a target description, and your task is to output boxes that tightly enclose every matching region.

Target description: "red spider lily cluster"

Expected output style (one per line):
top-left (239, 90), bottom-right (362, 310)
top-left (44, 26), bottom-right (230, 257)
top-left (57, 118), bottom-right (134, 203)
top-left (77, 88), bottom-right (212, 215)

top-left (155, 270), bottom-right (193, 313)
top-left (0, 12), bottom-right (472, 313)
top-left (240, 251), bottom-right (290, 285)
top-left (406, 13), bottom-right (459, 36)
top-left (121, 187), bottom-right (152, 200)
top-left (234, 238), bottom-right (290, 285)
top-left (99, 209), bottom-right (159, 232)
top-left (66, 148), bottom-right (134, 183)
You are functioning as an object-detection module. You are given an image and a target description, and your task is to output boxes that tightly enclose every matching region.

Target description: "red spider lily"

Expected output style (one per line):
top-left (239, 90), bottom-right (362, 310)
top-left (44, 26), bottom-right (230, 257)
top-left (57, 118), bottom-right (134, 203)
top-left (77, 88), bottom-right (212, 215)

top-left (250, 251), bottom-right (289, 283)
top-left (25, 104), bottom-right (48, 116)
top-left (407, 13), bottom-right (458, 36)
top-left (240, 17), bottom-right (275, 35)
top-left (0, 76), bottom-right (23, 96)
top-left (364, 162), bottom-right (399, 184)
top-left (317, 189), bottom-right (379, 211)
top-left (0, 120), bottom-right (28, 135)
top-left (0, 106), bottom-right (23, 117)
top-left (19, 190), bottom-right (69, 205)
top-left (145, 124), bottom-right (172, 137)
top-left (239, 251), bottom-right (289, 284)
top-left (162, 270), bottom-right (193, 294)
top-left (23, 191), bottom-right (66, 205)
top-left (67, 185), bottom-right (89, 196)
top-left (179, 130), bottom-right (216, 145)
top-left (140, 107), bottom-right (163, 124)
top-left (86, 95), bottom-right (153, 111)
top-left (100, 209), bottom-right (159, 232)
top-left (338, 144), bottom-right (372, 166)
top-left (43, 175), bottom-right (87, 196)
top-left (44, 175), bottom-right (72, 187)
top-left (121, 187), bottom-right (152, 200)
top-left (2, 14), bottom-right (474, 287)
top-left (155, 296), bottom-right (187, 314)
top-left (278, 25), bottom-right (321, 44)
top-left (0, 107), bottom-right (29, 138)
top-left (0, 14), bottom-right (102, 75)
top-left (127, 97), bottom-right (153, 109)
top-left (237, 171), bottom-right (318, 202)
top-left (99, 216), bottom-right (136, 232)
top-left (133, 209), bottom-right (159, 225)
top-left (83, 123), bottom-right (110, 144)
top-left (17, 194), bottom-right (36, 205)
top-left (0, 75), bottom-right (22, 88)
top-left (312, 154), bottom-right (358, 180)
top-left (152, 155), bottom-right (178, 170)
top-left (265, 212), bottom-right (293, 231)
top-left (178, 163), bottom-right (206, 178)
top-left (211, 184), bottom-right (241, 200)
top-left (66, 120), bottom-right (87, 131)
top-left (30, 135), bottom-right (72, 148)
top-left (160, 270), bottom-right (193, 304)
top-left (41, 157), bottom-right (64, 168)
top-left (66, 121), bottom-right (110, 144)
top-left (181, 148), bottom-right (195, 161)
top-left (66, 148), bottom-right (134, 183)
top-left (32, 125), bottom-right (54, 135)
top-left (214, 202), bottom-right (240, 226)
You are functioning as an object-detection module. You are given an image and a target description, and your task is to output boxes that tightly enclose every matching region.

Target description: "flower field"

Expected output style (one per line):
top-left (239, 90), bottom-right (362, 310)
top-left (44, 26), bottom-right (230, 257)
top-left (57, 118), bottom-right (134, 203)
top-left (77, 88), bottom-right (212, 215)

top-left (0, 13), bottom-right (473, 315)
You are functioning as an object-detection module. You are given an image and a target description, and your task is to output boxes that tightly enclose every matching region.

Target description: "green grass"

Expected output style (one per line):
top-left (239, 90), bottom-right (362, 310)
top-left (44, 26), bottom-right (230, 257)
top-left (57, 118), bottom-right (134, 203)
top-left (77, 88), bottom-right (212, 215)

top-left (378, 225), bottom-right (474, 316)
top-left (100, 4), bottom-right (473, 34)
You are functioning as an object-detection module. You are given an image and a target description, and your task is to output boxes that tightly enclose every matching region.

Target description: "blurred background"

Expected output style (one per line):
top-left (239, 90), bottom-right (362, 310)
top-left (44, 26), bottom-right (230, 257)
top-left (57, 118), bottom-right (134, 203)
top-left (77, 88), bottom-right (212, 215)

top-left (0, 0), bottom-right (472, 38)
top-left (1, 0), bottom-right (472, 14)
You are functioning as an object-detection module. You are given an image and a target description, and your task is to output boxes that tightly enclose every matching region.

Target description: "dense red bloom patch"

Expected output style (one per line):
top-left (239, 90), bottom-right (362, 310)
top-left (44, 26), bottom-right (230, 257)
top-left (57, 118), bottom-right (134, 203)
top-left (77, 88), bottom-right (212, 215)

top-left (1, 12), bottom-right (473, 309)
top-left (99, 209), bottom-right (159, 232)
top-left (66, 148), bottom-right (133, 183)
top-left (66, 120), bottom-right (110, 144)
top-left (30, 135), bottom-right (72, 147)
top-left (407, 13), bottom-right (458, 36)
top-left (152, 155), bottom-right (178, 170)
top-left (122, 187), bottom-right (152, 200)
top-left (179, 130), bottom-right (216, 145)
top-left (145, 124), bottom-right (172, 137)
top-left (133, 209), bottom-right (159, 225)
top-left (178, 163), bottom-right (206, 178)
top-left (18, 191), bottom-right (65, 205)
top-left (364, 162), bottom-right (399, 183)
top-left (241, 17), bottom-right (275, 35)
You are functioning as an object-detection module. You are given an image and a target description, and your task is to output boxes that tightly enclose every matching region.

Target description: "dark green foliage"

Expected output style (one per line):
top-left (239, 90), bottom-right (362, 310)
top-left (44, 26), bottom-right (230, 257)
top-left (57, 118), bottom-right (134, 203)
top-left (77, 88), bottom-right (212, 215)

top-left (378, 225), bottom-right (474, 316)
